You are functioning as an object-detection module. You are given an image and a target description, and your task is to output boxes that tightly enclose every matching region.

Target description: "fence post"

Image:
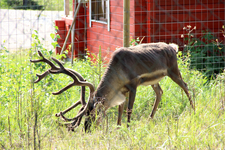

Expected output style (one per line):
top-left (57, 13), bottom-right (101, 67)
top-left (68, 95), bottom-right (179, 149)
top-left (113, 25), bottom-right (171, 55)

top-left (123, 0), bottom-right (130, 111)
top-left (71, 0), bottom-right (77, 65)
top-left (123, 0), bottom-right (130, 47)
top-left (60, 2), bottom-right (81, 55)
top-left (64, 0), bottom-right (69, 17)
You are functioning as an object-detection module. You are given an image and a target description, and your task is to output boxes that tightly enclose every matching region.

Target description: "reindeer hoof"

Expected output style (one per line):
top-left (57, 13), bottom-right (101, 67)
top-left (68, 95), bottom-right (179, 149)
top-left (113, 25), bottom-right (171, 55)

top-left (67, 126), bottom-right (75, 132)
top-left (116, 126), bottom-right (122, 130)
top-left (70, 128), bottom-right (75, 132)
top-left (147, 116), bottom-right (154, 121)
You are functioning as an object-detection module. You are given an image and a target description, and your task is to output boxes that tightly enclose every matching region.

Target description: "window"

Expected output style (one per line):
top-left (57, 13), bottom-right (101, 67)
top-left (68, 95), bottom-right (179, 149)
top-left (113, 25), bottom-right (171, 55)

top-left (89, 0), bottom-right (110, 31)
top-left (91, 0), bottom-right (107, 22)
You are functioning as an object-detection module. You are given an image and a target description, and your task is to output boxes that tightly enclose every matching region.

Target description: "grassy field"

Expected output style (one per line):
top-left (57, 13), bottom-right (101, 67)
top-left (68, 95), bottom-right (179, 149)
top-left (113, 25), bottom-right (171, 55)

top-left (0, 48), bottom-right (224, 149)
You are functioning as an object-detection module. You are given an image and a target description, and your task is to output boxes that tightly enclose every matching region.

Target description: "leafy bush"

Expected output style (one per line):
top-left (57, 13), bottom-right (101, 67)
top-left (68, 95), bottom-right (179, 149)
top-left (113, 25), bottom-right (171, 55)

top-left (0, 0), bottom-right (72, 10)
top-left (0, 0), bottom-right (19, 8)
top-left (130, 36), bottom-right (145, 46)
top-left (182, 25), bottom-right (225, 80)
top-left (1, 0), bottom-right (44, 10)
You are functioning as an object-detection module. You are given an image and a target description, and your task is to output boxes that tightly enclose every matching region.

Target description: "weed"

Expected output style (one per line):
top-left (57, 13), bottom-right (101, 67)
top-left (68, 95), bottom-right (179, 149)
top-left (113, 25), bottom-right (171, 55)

top-left (182, 25), bottom-right (225, 80)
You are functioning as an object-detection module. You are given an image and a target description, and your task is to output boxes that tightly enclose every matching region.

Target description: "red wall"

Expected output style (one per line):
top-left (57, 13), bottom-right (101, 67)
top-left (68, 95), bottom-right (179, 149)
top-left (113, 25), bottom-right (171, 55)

top-left (55, 0), bottom-right (225, 59)
top-left (86, 0), bottom-right (149, 61)
top-left (134, 0), bottom-right (148, 44)
top-left (55, 4), bottom-right (86, 58)
top-left (87, 0), bottom-right (124, 60)
top-left (148, 0), bottom-right (225, 46)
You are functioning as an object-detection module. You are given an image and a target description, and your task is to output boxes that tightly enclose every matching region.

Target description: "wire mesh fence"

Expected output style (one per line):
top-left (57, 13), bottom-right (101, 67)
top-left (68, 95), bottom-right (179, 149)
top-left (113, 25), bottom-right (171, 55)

top-left (0, 0), bottom-right (225, 149)
top-left (0, 6), bottom-right (64, 51)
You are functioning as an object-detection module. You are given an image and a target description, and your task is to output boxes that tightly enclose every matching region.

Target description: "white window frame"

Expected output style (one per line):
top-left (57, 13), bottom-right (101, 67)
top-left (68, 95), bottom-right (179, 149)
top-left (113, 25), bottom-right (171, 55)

top-left (89, 0), bottom-right (110, 31)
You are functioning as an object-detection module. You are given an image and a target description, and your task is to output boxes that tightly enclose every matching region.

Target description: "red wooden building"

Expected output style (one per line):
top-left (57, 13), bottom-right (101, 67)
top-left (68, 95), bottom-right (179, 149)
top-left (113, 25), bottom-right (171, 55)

top-left (55, 0), bottom-right (225, 59)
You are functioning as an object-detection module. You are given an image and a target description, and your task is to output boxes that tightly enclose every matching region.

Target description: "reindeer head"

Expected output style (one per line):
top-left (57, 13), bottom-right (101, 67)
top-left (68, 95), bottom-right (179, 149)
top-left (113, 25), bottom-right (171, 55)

top-left (30, 50), bottom-right (104, 132)
top-left (84, 97), bottom-right (106, 131)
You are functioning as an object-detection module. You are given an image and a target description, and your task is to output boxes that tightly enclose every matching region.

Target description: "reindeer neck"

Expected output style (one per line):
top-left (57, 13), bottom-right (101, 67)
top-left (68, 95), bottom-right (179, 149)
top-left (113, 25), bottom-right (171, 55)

top-left (95, 63), bottom-right (127, 109)
top-left (95, 73), bottom-right (118, 100)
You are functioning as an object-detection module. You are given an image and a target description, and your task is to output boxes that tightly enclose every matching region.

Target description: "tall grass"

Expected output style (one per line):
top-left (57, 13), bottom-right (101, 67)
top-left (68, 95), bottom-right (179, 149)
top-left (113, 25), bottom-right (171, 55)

top-left (0, 47), bottom-right (224, 149)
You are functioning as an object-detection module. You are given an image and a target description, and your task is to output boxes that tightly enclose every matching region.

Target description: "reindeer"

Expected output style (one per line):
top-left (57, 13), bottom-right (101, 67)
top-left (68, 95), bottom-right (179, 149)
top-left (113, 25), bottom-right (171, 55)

top-left (30, 42), bottom-right (194, 132)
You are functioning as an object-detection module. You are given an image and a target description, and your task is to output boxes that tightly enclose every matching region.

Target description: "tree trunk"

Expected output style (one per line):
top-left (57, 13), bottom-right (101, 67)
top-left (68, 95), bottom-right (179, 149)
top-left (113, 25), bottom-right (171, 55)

top-left (23, 0), bottom-right (28, 6)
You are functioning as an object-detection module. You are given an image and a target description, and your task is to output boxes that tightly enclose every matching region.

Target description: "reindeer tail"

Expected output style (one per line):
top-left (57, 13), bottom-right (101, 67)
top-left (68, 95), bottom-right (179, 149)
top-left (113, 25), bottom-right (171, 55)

top-left (169, 43), bottom-right (179, 53)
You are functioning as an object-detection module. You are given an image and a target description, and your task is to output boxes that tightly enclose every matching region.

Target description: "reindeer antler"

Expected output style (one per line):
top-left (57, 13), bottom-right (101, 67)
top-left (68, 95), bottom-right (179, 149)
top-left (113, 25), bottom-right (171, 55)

top-left (30, 51), bottom-right (92, 131)
top-left (50, 57), bottom-right (95, 94)
top-left (49, 57), bottom-right (95, 130)
top-left (30, 51), bottom-right (59, 83)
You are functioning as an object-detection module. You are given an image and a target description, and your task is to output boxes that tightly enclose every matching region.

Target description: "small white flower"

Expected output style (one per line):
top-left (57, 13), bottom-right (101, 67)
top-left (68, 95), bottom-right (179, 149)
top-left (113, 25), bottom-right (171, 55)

top-left (187, 25), bottom-right (191, 28)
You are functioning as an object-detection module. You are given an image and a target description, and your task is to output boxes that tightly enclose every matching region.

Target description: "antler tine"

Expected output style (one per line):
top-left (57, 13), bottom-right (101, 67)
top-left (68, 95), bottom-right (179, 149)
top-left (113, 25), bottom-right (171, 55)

top-left (59, 101), bottom-right (86, 121)
top-left (65, 69), bottom-right (86, 105)
top-left (52, 83), bottom-right (75, 95)
top-left (68, 117), bottom-right (83, 131)
top-left (30, 50), bottom-right (59, 70)
top-left (50, 57), bottom-right (95, 93)
top-left (30, 50), bottom-right (59, 83)
top-left (58, 90), bottom-right (93, 122)
top-left (34, 71), bottom-right (49, 83)
top-left (55, 100), bottom-right (81, 117)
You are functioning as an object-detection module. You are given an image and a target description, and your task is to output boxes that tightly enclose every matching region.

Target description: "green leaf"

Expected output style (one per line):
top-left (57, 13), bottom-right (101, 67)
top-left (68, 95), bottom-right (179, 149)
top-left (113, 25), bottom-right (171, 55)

top-left (50, 33), bottom-right (55, 39)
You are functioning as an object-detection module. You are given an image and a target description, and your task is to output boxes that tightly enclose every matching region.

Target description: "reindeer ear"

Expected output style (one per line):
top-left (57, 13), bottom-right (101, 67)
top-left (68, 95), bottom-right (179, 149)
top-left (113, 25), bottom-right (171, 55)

top-left (94, 101), bottom-right (104, 110)
top-left (94, 102), bottom-right (100, 108)
top-left (93, 102), bottom-right (97, 108)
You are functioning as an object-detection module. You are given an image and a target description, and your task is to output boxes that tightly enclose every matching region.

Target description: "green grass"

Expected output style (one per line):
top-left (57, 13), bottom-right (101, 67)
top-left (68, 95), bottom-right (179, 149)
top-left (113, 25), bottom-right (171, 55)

top-left (0, 49), bottom-right (224, 149)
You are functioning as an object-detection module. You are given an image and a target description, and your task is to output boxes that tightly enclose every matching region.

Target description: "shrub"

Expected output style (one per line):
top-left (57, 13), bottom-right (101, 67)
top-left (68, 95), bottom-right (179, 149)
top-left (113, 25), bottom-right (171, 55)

top-left (182, 25), bottom-right (225, 80)
top-left (1, 0), bottom-right (44, 10)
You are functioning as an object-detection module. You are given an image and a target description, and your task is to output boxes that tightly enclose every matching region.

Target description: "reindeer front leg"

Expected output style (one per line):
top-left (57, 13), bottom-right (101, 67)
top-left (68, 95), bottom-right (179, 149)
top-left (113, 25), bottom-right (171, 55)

top-left (127, 85), bottom-right (137, 127)
top-left (117, 102), bottom-right (125, 126)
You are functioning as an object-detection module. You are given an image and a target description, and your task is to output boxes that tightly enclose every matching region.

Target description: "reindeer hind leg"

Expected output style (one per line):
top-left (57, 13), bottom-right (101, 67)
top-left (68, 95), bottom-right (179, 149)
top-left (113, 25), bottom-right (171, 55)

top-left (150, 83), bottom-right (163, 119)
top-left (168, 67), bottom-right (195, 110)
